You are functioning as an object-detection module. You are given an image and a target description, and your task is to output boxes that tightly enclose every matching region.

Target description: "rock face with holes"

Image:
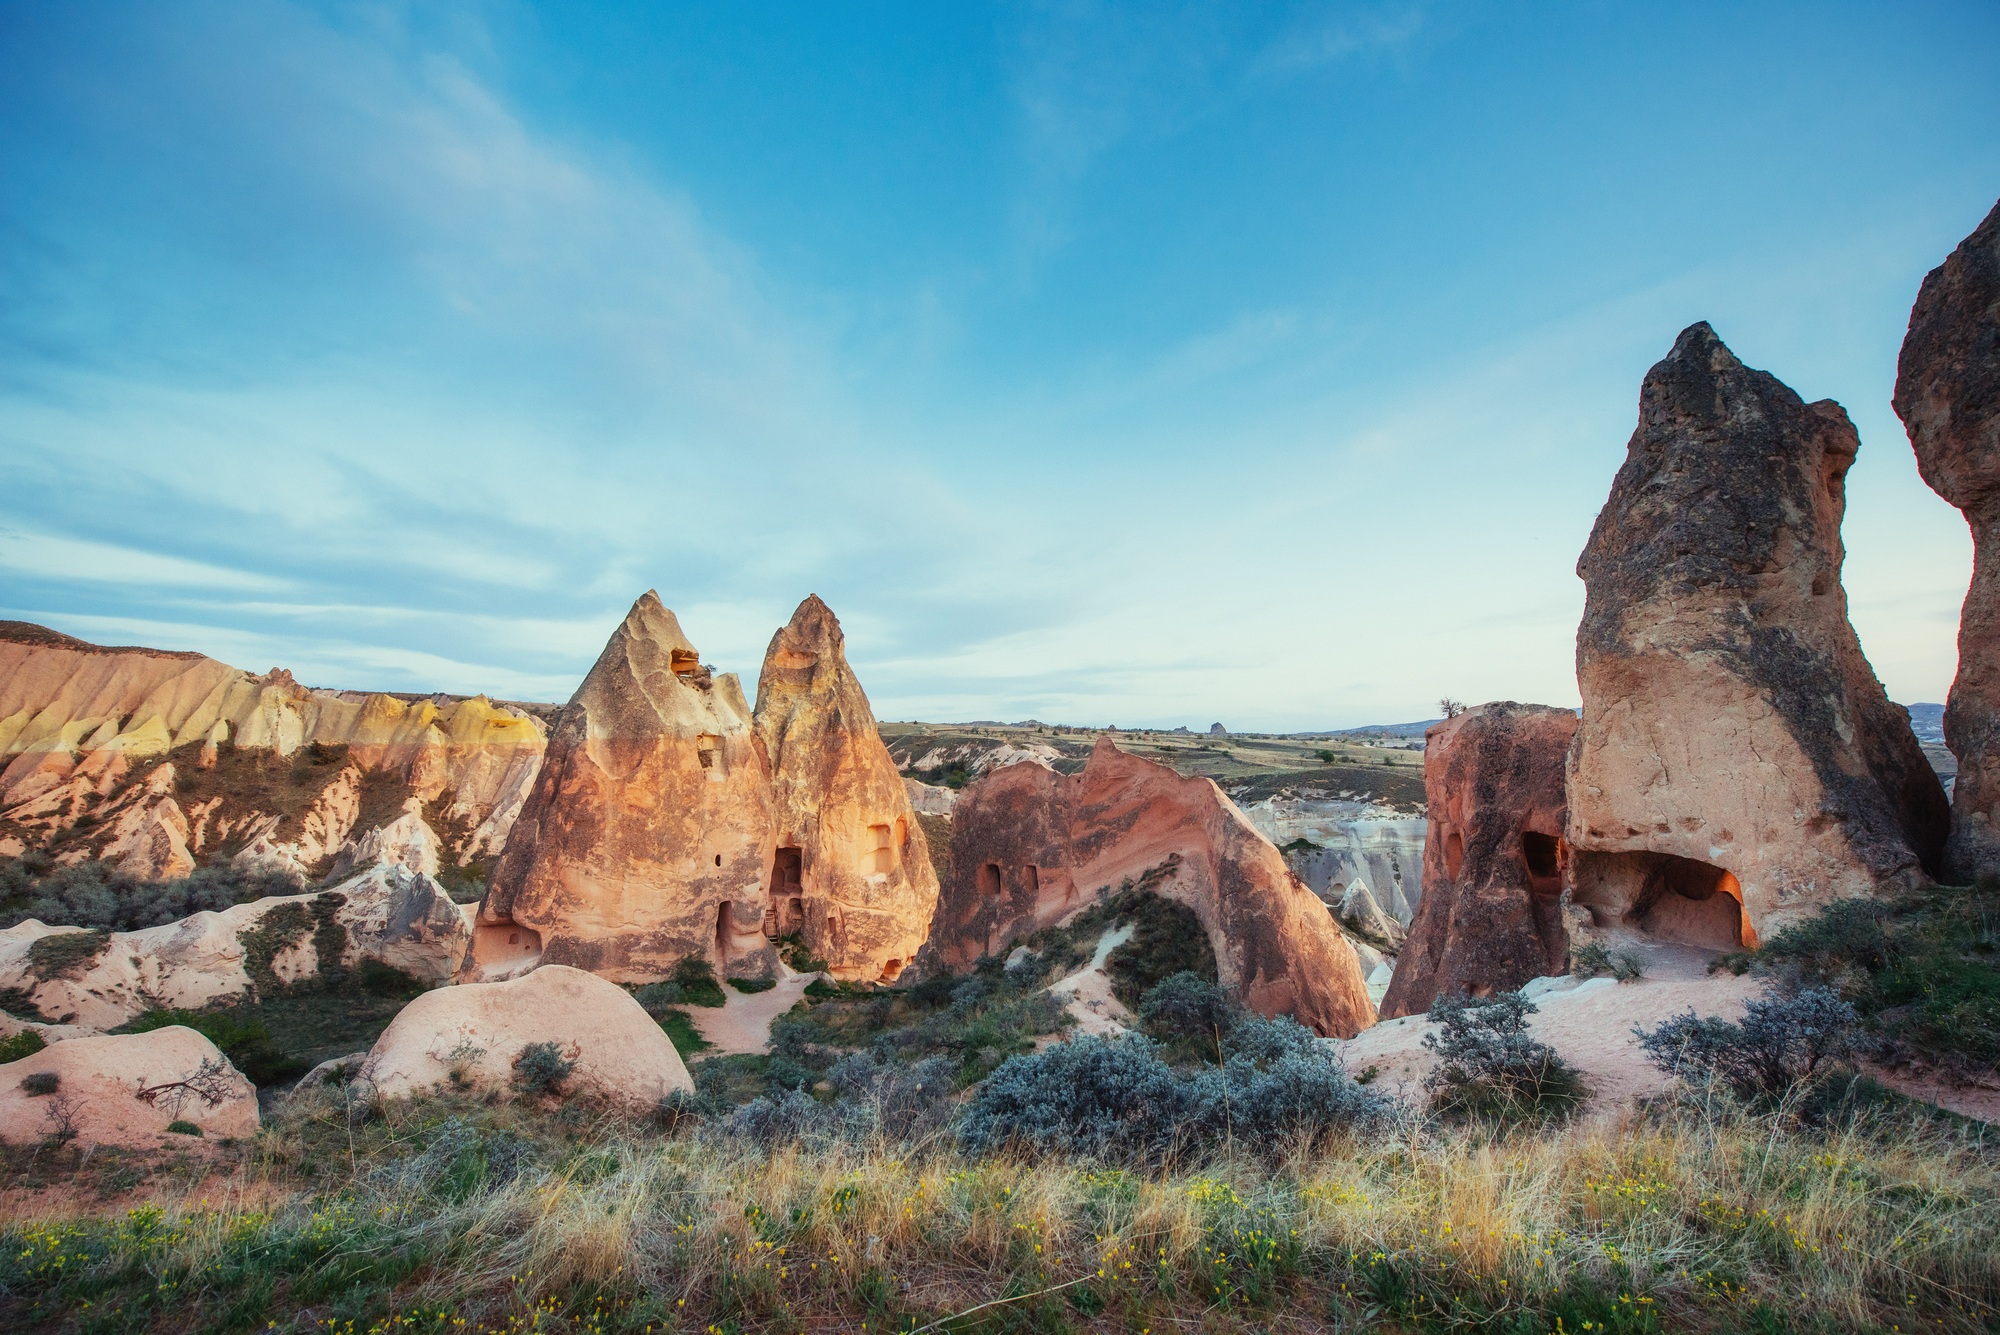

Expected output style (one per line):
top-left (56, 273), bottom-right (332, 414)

top-left (473, 592), bottom-right (775, 982)
top-left (920, 738), bottom-right (1376, 1037)
top-left (1896, 198), bottom-right (2000, 884)
top-left (752, 596), bottom-right (938, 982)
top-left (1381, 703), bottom-right (1574, 1018)
top-left (0, 1026), bottom-right (258, 1148)
top-left (360, 965), bottom-right (693, 1108)
top-left (1567, 323), bottom-right (1949, 947)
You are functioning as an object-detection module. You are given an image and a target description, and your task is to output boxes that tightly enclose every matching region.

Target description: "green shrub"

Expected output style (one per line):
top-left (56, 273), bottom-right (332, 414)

top-left (1571, 942), bottom-right (1644, 982)
top-left (25, 929), bottom-right (110, 980)
top-left (126, 1007), bottom-right (305, 1086)
top-left (776, 934), bottom-right (828, 973)
top-left (1638, 987), bottom-right (1861, 1106)
top-left (2, 860), bottom-right (303, 933)
top-left (165, 1119), bottom-right (202, 1136)
top-left (727, 976), bottom-right (777, 994)
top-left (238, 900), bottom-right (313, 995)
top-left (1423, 991), bottom-right (1585, 1124)
top-left (511, 1041), bottom-right (576, 1097)
top-left (1103, 892), bottom-right (1217, 1008)
top-left (652, 1007), bottom-right (713, 1057)
top-left (20, 1071), bottom-right (58, 1096)
top-left (0, 1030), bottom-right (46, 1064)
top-left (671, 955), bottom-right (727, 1007)
top-left (1137, 971), bottom-right (1232, 1060)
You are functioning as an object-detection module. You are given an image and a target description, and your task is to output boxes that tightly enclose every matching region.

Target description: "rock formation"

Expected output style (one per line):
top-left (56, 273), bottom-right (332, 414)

top-left (923, 738), bottom-right (1376, 1037)
top-left (1895, 198), bottom-right (2000, 883)
top-left (752, 596), bottom-right (939, 982)
top-left (359, 965), bottom-right (693, 1108)
top-left (472, 593), bottom-right (774, 981)
top-left (1381, 702), bottom-right (1574, 1018)
top-left (0, 621), bottom-right (548, 878)
top-left (1568, 323), bottom-right (1949, 946)
top-left (1245, 797), bottom-right (1426, 924)
top-left (0, 1027), bottom-right (258, 1148)
top-left (0, 865), bottom-right (472, 1031)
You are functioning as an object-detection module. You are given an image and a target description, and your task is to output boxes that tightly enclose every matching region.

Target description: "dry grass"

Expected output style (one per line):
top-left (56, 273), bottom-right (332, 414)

top-left (2, 1087), bottom-right (1996, 1333)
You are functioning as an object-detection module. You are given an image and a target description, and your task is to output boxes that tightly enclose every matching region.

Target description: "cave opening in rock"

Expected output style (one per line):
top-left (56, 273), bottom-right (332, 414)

top-left (864, 823), bottom-right (895, 875)
top-left (1024, 865), bottom-right (1039, 892)
top-left (472, 920), bottom-right (541, 973)
top-left (773, 846), bottom-right (802, 891)
top-left (1443, 827), bottom-right (1465, 880)
top-left (879, 958), bottom-right (903, 983)
top-left (671, 649), bottom-right (700, 678)
top-left (715, 902), bottom-right (732, 959)
top-left (1577, 850), bottom-right (1751, 951)
top-left (978, 862), bottom-right (1001, 896)
top-left (1522, 831), bottom-right (1563, 896)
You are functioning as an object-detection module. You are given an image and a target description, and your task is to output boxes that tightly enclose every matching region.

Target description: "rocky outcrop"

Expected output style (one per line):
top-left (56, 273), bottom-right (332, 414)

top-left (0, 865), bottom-right (472, 1030)
top-left (359, 965), bottom-right (693, 1108)
top-left (1381, 703), bottom-right (1573, 1018)
top-left (1896, 198), bottom-right (2000, 884)
top-left (472, 593), bottom-right (774, 982)
top-left (923, 738), bottom-right (1375, 1037)
top-left (0, 621), bottom-right (548, 878)
top-left (903, 777), bottom-right (957, 816)
top-left (1244, 797), bottom-right (1426, 924)
top-left (0, 1027), bottom-right (258, 1147)
top-left (753, 596), bottom-right (939, 983)
top-left (1568, 323), bottom-right (1949, 947)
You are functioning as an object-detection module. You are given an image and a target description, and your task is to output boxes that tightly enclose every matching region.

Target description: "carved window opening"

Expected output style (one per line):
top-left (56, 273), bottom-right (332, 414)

top-left (1024, 865), bottom-right (1040, 892)
top-left (1522, 831), bottom-right (1563, 896)
top-left (671, 649), bottom-right (700, 678)
top-left (978, 863), bottom-right (1001, 897)
top-left (864, 823), bottom-right (895, 875)
top-left (1443, 828), bottom-right (1465, 880)
top-left (879, 958), bottom-right (904, 983)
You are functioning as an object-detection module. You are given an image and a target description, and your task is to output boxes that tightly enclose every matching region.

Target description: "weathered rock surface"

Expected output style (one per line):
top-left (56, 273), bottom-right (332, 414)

top-left (0, 621), bottom-right (548, 877)
top-left (1568, 323), bottom-right (1949, 946)
top-left (0, 865), bottom-right (472, 1031)
top-left (1243, 797), bottom-right (1425, 924)
top-left (472, 593), bottom-right (774, 982)
top-left (923, 738), bottom-right (1376, 1037)
top-left (360, 965), bottom-right (693, 1108)
top-left (1381, 703), bottom-right (1574, 1019)
top-left (753, 596), bottom-right (938, 983)
top-left (0, 1027), bottom-right (258, 1147)
top-left (903, 777), bottom-right (958, 816)
top-left (1896, 198), bottom-right (2000, 883)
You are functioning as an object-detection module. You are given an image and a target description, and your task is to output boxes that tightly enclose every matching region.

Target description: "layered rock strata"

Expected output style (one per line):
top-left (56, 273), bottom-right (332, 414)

top-left (1568, 323), bottom-right (1949, 946)
top-left (1895, 198), bottom-right (2000, 883)
top-left (472, 593), bottom-right (774, 981)
top-left (923, 738), bottom-right (1376, 1037)
top-left (754, 597), bottom-right (939, 982)
top-left (0, 622), bottom-right (548, 876)
top-left (1381, 703), bottom-right (1574, 1018)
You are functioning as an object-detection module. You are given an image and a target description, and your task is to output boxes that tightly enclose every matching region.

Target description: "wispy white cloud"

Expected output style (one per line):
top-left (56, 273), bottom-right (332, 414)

top-left (0, 528), bottom-right (289, 592)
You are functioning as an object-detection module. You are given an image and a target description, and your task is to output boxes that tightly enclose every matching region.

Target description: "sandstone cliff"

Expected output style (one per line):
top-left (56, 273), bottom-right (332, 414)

top-left (0, 622), bottom-right (548, 879)
top-left (1567, 323), bottom-right (1948, 946)
top-left (473, 593), bottom-right (774, 981)
top-left (924, 738), bottom-right (1376, 1037)
top-left (1382, 703), bottom-right (1573, 1018)
top-left (753, 596), bottom-right (938, 982)
top-left (1895, 197), bottom-right (2000, 884)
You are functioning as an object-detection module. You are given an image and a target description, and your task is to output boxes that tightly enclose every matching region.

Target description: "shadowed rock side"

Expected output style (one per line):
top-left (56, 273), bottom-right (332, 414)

top-left (474, 593), bottom-right (775, 982)
top-left (0, 622), bottom-right (547, 874)
top-left (1568, 323), bottom-right (1948, 947)
top-left (753, 596), bottom-right (938, 983)
top-left (1896, 197), bottom-right (2000, 884)
top-left (922, 738), bottom-right (1376, 1037)
top-left (1381, 703), bottom-right (1574, 1019)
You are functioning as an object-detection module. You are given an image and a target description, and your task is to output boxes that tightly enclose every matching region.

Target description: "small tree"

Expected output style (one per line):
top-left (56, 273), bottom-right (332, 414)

top-left (1636, 987), bottom-right (1860, 1105)
top-left (511, 1041), bottom-right (576, 1098)
top-left (1423, 991), bottom-right (1584, 1123)
top-left (1438, 698), bottom-right (1466, 719)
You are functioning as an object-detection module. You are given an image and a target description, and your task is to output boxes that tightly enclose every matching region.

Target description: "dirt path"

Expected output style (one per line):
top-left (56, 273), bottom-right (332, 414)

top-left (1046, 922), bottom-right (1136, 1037)
top-left (686, 967), bottom-right (818, 1056)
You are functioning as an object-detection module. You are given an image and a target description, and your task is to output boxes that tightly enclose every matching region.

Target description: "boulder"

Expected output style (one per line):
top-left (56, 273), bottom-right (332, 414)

top-left (903, 776), bottom-right (958, 816)
top-left (1568, 324), bottom-right (1949, 946)
top-left (1335, 882), bottom-right (1405, 951)
top-left (1896, 198), bottom-right (2000, 883)
top-left (359, 964), bottom-right (693, 1108)
top-left (921, 738), bottom-right (1376, 1037)
top-left (752, 596), bottom-right (939, 983)
top-left (0, 1027), bottom-right (258, 1148)
top-left (1381, 703), bottom-right (1574, 1019)
top-left (0, 866), bottom-right (472, 1030)
top-left (473, 593), bottom-right (774, 981)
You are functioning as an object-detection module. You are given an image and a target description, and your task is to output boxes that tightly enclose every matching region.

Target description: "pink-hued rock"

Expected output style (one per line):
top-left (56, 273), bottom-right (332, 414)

top-left (361, 965), bottom-right (693, 1108)
top-left (922, 738), bottom-right (1376, 1037)
top-left (1382, 703), bottom-right (1575, 1018)
top-left (473, 593), bottom-right (775, 982)
top-left (1568, 323), bottom-right (1948, 947)
top-left (753, 596), bottom-right (939, 983)
top-left (1896, 197), bottom-right (2000, 883)
top-left (0, 1027), bottom-right (258, 1148)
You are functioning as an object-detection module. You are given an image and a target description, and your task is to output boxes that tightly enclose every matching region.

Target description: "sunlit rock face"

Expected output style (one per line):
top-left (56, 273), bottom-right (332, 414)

top-left (753, 596), bottom-right (938, 983)
top-left (921, 738), bottom-right (1377, 1038)
top-left (1896, 197), bottom-right (2000, 884)
top-left (1568, 323), bottom-right (1948, 948)
top-left (1381, 703), bottom-right (1574, 1019)
top-left (1242, 798), bottom-right (1426, 925)
top-left (0, 622), bottom-right (548, 878)
top-left (474, 592), bottom-right (775, 982)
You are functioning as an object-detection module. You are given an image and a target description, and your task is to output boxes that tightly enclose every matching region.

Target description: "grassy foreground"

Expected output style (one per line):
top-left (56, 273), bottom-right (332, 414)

top-left (2, 1088), bottom-right (1996, 1334)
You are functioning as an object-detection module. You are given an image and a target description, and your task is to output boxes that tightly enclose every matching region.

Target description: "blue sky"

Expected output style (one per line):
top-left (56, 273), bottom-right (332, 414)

top-left (1, 2), bottom-right (1996, 729)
